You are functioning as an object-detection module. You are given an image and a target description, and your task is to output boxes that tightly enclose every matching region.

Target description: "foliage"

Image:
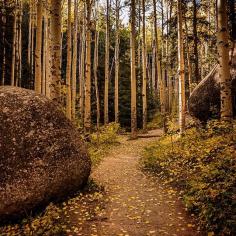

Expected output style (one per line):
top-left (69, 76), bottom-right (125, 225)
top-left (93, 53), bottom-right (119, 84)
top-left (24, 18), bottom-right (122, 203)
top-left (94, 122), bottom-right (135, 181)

top-left (88, 122), bottom-right (121, 167)
top-left (0, 180), bottom-right (105, 236)
top-left (141, 120), bottom-right (236, 235)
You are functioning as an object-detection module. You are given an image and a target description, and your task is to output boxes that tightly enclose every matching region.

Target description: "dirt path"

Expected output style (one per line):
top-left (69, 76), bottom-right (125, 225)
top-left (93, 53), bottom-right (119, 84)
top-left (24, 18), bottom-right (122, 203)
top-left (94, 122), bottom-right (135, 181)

top-left (86, 129), bottom-right (203, 236)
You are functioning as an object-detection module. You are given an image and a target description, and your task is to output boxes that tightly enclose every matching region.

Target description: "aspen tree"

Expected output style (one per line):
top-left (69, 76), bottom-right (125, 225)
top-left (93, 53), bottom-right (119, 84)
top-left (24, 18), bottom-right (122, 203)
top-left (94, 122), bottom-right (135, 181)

top-left (130, 0), bottom-right (137, 139)
top-left (192, 0), bottom-right (200, 83)
top-left (141, 0), bottom-right (147, 131)
top-left (153, 0), bottom-right (166, 125)
top-left (104, 0), bottom-right (110, 125)
top-left (79, 7), bottom-right (86, 121)
top-left (84, 0), bottom-right (92, 131)
top-left (66, 0), bottom-right (72, 120)
top-left (114, 0), bottom-right (120, 123)
top-left (72, 0), bottom-right (78, 120)
top-left (11, 5), bottom-right (17, 86)
top-left (94, 22), bottom-right (100, 129)
top-left (35, 0), bottom-right (43, 93)
top-left (177, 0), bottom-right (186, 135)
top-left (217, 0), bottom-right (233, 121)
top-left (1, 1), bottom-right (6, 85)
top-left (50, 0), bottom-right (62, 103)
top-left (184, 11), bottom-right (192, 94)
top-left (28, 0), bottom-right (32, 67)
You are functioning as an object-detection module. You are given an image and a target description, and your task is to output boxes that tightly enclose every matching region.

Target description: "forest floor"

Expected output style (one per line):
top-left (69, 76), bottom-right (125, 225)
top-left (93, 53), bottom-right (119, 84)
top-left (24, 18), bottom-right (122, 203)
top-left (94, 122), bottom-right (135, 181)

top-left (66, 129), bottom-right (204, 236)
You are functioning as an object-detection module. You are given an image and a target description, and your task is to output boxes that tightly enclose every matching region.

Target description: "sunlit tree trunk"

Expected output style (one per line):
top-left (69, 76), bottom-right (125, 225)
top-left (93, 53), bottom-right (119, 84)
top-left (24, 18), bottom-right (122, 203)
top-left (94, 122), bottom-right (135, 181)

top-left (130, 0), bottom-right (137, 139)
top-left (94, 26), bottom-right (100, 129)
top-left (18, 0), bottom-right (22, 87)
top-left (72, 0), bottom-right (78, 120)
top-left (184, 11), bottom-right (192, 95)
top-left (217, 0), bottom-right (233, 121)
top-left (84, 0), bottom-right (92, 132)
top-left (50, 0), bottom-right (62, 103)
top-left (79, 8), bottom-right (86, 122)
top-left (177, 0), bottom-right (186, 135)
top-left (104, 0), bottom-right (110, 124)
top-left (153, 0), bottom-right (165, 127)
top-left (142, 0), bottom-right (147, 131)
top-left (66, 0), bottom-right (72, 120)
top-left (193, 0), bottom-right (200, 83)
top-left (35, 0), bottom-right (43, 93)
top-left (114, 0), bottom-right (120, 123)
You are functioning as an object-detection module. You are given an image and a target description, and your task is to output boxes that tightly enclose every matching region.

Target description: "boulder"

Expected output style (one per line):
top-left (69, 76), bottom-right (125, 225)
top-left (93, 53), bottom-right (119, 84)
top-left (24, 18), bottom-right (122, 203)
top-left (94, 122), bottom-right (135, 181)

top-left (189, 49), bottom-right (236, 121)
top-left (0, 86), bottom-right (91, 222)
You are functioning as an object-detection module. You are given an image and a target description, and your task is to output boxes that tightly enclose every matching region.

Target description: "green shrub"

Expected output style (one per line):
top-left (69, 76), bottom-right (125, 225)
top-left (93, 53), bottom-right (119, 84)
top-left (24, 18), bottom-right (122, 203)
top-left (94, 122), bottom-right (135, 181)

top-left (141, 120), bottom-right (236, 235)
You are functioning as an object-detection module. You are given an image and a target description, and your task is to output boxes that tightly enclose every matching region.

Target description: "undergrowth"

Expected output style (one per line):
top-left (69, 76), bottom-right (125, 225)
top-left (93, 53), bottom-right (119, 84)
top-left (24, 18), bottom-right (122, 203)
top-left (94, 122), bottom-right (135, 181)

top-left (88, 122), bottom-right (121, 166)
top-left (141, 120), bottom-right (236, 235)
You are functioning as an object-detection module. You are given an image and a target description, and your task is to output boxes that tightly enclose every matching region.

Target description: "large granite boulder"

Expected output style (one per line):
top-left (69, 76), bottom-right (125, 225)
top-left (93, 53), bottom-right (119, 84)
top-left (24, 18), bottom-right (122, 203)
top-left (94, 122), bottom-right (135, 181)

top-left (0, 86), bottom-right (91, 222)
top-left (189, 49), bottom-right (236, 121)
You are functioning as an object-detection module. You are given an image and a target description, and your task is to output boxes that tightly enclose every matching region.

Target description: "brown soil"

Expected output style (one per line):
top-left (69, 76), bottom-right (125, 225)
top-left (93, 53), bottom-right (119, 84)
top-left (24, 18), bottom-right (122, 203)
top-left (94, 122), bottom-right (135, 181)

top-left (83, 129), bottom-right (205, 236)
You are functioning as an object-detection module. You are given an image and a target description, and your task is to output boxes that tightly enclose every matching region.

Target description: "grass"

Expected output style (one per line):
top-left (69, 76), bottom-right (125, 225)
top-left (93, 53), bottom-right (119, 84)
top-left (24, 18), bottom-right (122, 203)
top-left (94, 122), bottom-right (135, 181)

top-left (141, 120), bottom-right (236, 235)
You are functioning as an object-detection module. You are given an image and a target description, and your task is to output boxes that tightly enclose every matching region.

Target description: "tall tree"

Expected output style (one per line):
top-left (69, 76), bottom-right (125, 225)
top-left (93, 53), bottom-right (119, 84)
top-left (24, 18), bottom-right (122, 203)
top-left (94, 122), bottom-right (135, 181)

top-left (84, 0), bottom-right (92, 131)
top-left (1, 0), bottom-right (6, 85)
top-left (35, 0), bottom-right (43, 93)
top-left (130, 0), bottom-right (137, 138)
top-left (114, 0), bottom-right (120, 123)
top-left (142, 0), bottom-right (147, 131)
top-left (217, 0), bottom-right (233, 121)
top-left (72, 0), bottom-right (78, 120)
top-left (104, 0), bottom-right (110, 124)
top-left (11, 4), bottom-right (17, 86)
top-left (66, 0), bottom-right (72, 120)
top-left (50, 0), bottom-right (62, 103)
top-left (177, 0), bottom-right (186, 135)
top-left (192, 0), bottom-right (200, 83)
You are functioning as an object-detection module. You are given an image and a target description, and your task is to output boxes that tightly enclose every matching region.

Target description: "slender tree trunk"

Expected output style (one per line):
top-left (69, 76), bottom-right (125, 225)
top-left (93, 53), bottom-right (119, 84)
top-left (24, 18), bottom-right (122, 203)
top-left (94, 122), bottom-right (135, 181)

top-left (28, 0), bottom-right (32, 67)
top-left (50, 0), bottom-right (62, 103)
top-left (94, 27), bottom-right (100, 129)
top-left (193, 0), bottom-right (200, 83)
top-left (104, 0), bottom-right (110, 124)
top-left (153, 0), bottom-right (166, 129)
top-left (18, 0), bottom-right (22, 87)
top-left (184, 12), bottom-right (192, 95)
top-left (45, 0), bottom-right (51, 98)
top-left (66, 0), bottom-right (72, 120)
top-left (177, 0), bottom-right (186, 135)
top-left (11, 9), bottom-right (17, 86)
top-left (142, 0), bottom-right (147, 131)
top-left (72, 0), bottom-right (78, 120)
top-left (84, 0), bottom-right (92, 132)
top-left (130, 0), bottom-right (137, 139)
top-left (1, 1), bottom-right (6, 85)
top-left (114, 0), bottom-right (120, 123)
top-left (217, 0), bottom-right (233, 121)
top-left (35, 0), bottom-right (43, 93)
top-left (79, 9), bottom-right (85, 122)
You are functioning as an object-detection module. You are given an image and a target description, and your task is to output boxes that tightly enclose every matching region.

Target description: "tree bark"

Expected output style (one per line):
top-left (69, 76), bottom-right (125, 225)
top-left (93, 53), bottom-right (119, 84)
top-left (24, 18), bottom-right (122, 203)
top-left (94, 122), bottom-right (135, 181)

top-left (66, 0), bottom-right (72, 120)
top-left (50, 0), bottom-right (62, 104)
top-left (130, 0), bottom-right (137, 139)
top-left (84, 0), bottom-right (92, 132)
top-left (217, 0), bottom-right (233, 121)
top-left (114, 0), bottom-right (120, 123)
top-left (104, 0), bottom-right (110, 124)
top-left (177, 0), bottom-right (186, 135)
top-left (142, 0), bottom-right (147, 131)
top-left (35, 0), bottom-right (43, 93)
top-left (72, 0), bottom-right (78, 120)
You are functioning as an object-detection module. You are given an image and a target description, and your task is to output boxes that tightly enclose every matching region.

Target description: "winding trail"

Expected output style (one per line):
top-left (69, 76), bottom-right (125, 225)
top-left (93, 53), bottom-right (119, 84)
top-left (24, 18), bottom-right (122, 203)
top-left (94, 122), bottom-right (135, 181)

top-left (87, 129), bottom-right (203, 236)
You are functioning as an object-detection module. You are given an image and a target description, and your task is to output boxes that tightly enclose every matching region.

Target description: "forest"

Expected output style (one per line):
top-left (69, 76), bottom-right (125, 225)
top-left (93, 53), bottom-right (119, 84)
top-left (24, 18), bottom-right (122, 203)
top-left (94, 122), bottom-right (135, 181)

top-left (0, 0), bottom-right (235, 235)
